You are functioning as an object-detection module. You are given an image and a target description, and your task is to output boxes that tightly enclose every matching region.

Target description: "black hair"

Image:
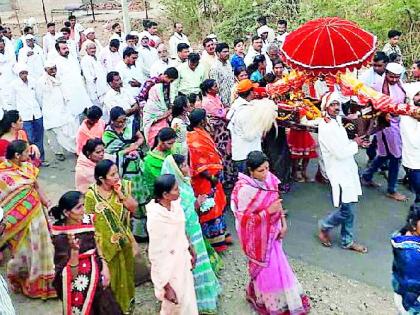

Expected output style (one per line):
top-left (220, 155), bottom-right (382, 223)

top-left (172, 95), bottom-right (188, 117)
top-left (187, 93), bottom-right (199, 104)
top-left (401, 204), bottom-right (420, 234)
top-left (94, 159), bottom-right (115, 185)
top-left (47, 22), bottom-right (55, 28)
top-left (277, 19), bottom-right (287, 26)
top-left (174, 22), bottom-right (182, 28)
top-left (82, 138), bottom-right (104, 158)
top-left (152, 127), bottom-right (177, 149)
top-left (68, 15), bottom-right (76, 20)
top-left (203, 38), bottom-right (214, 47)
top-left (215, 42), bottom-right (229, 53)
top-left (388, 29), bottom-right (402, 39)
top-left (23, 26), bottom-right (33, 34)
top-left (55, 40), bottom-right (67, 52)
top-left (109, 38), bottom-right (120, 48)
top-left (86, 106), bottom-right (103, 120)
top-left (389, 53), bottom-right (401, 63)
top-left (163, 67), bottom-right (178, 80)
top-left (247, 54), bottom-right (266, 75)
top-left (125, 34), bottom-right (136, 41)
top-left (49, 191), bottom-right (83, 225)
top-left (264, 72), bottom-right (276, 84)
top-left (60, 27), bottom-right (70, 33)
top-left (64, 21), bottom-right (71, 28)
top-left (111, 23), bottom-right (120, 30)
top-left (109, 106), bottom-right (126, 122)
top-left (0, 39), bottom-right (4, 45)
top-left (415, 60), bottom-right (420, 68)
top-left (234, 66), bottom-right (248, 78)
top-left (200, 79), bottom-right (216, 96)
top-left (177, 43), bottom-right (189, 52)
top-left (154, 174), bottom-right (176, 200)
top-left (246, 151), bottom-right (269, 171)
top-left (373, 51), bottom-right (389, 63)
top-left (238, 89), bottom-right (252, 99)
top-left (0, 110), bottom-right (20, 136)
top-left (234, 39), bottom-right (244, 47)
top-left (272, 59), bottom-right (285, 68)
top-left (188, 52), bottom-right (200, 63)
top-left (172, 154), bottom-right (186, 168)
top-left (5, 140), bottom-right (27, 160)
top-left (123, 47), bottom-right (137, 59)
top-left (106, 71), bottom-right (119, 84)
top-left (188, 108), bottom-right (206, 131)
top-left (148, 21), bottom-right (158, 28)
top-left (257, 16), bottom-right (267, 25)
top-left (251, 35), bottom-right (261, 43)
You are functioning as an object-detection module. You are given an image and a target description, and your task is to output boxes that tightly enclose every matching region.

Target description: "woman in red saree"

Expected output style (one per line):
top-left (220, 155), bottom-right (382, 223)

top-left (50, 191), bottom-right (122, 315)
top-left (231, 151), bottom-right (310, 315)
top-left (186, 108), bottom-right (230, 252)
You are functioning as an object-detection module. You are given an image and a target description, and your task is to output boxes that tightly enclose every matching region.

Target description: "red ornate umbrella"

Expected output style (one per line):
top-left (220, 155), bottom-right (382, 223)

top-left (280, 17), bottom-right (377, 75)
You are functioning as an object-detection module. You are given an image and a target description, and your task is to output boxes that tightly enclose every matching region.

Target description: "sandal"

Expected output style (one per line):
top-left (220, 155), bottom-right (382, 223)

top-left (345, 243), bottom-right (368, 254)
top-left (318, 230), bottom-right (332, 247)
top-left (386, 192), bottom-right (408, 202)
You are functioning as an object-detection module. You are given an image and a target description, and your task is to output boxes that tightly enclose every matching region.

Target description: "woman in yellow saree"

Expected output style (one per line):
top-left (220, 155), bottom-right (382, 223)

top-left (0, 140), bottom-right (56, 299)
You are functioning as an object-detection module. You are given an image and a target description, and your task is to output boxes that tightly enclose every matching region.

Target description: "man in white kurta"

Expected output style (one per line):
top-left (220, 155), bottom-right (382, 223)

top-left (42, 22), bottom-right (56, 56)
top-left (81, 42), bottom-right (108, 108)
top-left (137, 32), bottom-right (159, 79)
top-left (36, 61), bottom-right (77, 160)
top-left (150, 43), bottom-right (176, 77)
top-left (116, 48), bottom-right (144, 98)
top-left (100, 39), bottom-right (122, 73)
top-left (0, 39), bottom-right (16, 109)
top-left (54, 41), bottom-right (92, 118)
top-left (18, 35), bottom-right (45, 79)
top-left (168, 23), bottom-right (191, 60)
top-left (318, 92), bottom-right (367, 253)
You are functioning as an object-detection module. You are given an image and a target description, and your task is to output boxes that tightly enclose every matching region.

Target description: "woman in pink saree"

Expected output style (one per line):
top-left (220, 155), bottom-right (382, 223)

top-left (231, 151), bottom-right (310, 315)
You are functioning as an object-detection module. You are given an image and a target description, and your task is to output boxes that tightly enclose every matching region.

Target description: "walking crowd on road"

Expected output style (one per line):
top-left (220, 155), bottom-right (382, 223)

top-left (0, 13), bottom-right (419, 315)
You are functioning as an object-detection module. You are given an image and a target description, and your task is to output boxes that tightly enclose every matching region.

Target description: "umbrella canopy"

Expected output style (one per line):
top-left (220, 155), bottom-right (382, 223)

top-left (281, 17), bottom-right (377, 75)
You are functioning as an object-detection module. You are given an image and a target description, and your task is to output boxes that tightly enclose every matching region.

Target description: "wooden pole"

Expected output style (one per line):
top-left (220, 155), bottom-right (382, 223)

top-left (144, 0), bottom-right (148, 19)
top-left (41, 0), bottom-right (48, 24)
top-left (121, 0), bottom-right (131, 34)
top-left (90, 0), bottom-right (96, 21)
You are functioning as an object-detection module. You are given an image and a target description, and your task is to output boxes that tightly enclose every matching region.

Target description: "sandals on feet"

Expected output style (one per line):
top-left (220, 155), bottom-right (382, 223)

top-left (345, 243), bottom-right (368, 254)
top-left (318, 230), bottom-right (332, 247)
top-left (386, 192), bottom-right (408, 202)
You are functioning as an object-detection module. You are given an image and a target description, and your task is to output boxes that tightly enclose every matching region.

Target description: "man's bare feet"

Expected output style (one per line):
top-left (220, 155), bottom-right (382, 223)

top-left (345, 243), bottom-right (368, 254)
top-left (386, 192), bottom-right (408, 202)
top-left (318, 229), bottom-right (332, 247)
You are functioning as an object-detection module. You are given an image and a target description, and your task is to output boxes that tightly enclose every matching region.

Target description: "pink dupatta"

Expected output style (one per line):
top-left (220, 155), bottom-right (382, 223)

top-left (75, 119), bottom-right (106, 155)
top-left (231, 172), bottom-right (280, 279)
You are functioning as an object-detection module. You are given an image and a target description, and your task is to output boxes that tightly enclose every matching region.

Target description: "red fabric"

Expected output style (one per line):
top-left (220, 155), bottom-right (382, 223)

top-left (287, 129), bottom-right (318, 159)
top-left (187, 128), bottom-right (226, 223)
top-left (281, 17), bottom-right (376, 75)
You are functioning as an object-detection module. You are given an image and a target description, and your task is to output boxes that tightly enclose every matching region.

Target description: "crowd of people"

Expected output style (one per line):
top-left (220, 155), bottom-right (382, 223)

top-left (0, 13), bottom-right (419, 315)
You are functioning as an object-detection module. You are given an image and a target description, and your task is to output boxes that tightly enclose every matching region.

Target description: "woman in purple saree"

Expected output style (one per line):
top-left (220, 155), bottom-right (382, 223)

top-left (231, 151), bottom-right (310, 315)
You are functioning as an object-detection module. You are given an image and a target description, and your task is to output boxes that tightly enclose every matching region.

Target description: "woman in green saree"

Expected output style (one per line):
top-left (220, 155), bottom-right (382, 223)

top-left (84, 159), bottom-right (138, 314)
top-left (143, 127), bottom-right (177, 195)
top-left (161, 154), bottom-right (222, 314)
top-left (102, 106), bottom-right (150, 240)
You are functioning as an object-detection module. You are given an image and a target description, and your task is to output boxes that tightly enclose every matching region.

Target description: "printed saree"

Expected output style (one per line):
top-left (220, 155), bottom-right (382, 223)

top-left (186, 128), bottom-right (228, 252)
top-left (51, 214), bottom-right (122, 315)
top-left (231, 172), bottom-right (310, 315)
top-left (143, 83), bottom-right (171, 147)
top-left (0, 160), bottom-right (56, 299)
top-left (391, 232), bottom-right (420, 314)
top-left (84, 181), bottom-right (135, 314)
top-left (161, 155), bottom-right (222, 314)
top-left (102, 121), bottom-right (150, 239)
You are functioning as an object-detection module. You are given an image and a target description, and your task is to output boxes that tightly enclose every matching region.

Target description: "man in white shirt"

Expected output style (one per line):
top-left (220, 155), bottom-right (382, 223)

top-left (103, 71), bottom-right (139, 119)
top-left (49, 27), bottom-right (78, 62)
top-left (318, 92), bottom-right (368, 253)
top-left (116, 47), bottom-right (144, 98)
top-left (244, 36), bottom-right (263, 66)
top-left (18, 34), bottom-right (45, 79)
top-left (54, 40), bottom-right (92, 118)
top-left (150, 43), bottom-right (176, 77)
top-left (275, 19), bottom-right (289, 46)
top-left (100, 39), bottom-right (122, 73)
top-left (359, 52), bottom-right (389, 88)
top-left (257, 25), bottom-right (272, 54)
top-left (81, 42), bottom-right (108, 107)
top-left (0, 38), bottom-right (16, 109)
top-left (10, 64), bottom-right (46, 163)
top-left (0, 27), bottom-right (15, 55)
top-left (42, 22), bottom-right (56, 56)
top-left (201, 38), bottom-right (217, 77)
top-left (227, 79), bottom-right (261, 173)
top-left (400, 85), bottom-right (420, 203)
top-left (146, 21), bottom-right (161, 48)
top-left (109, 22), bottom-right (126, 52)
top-left (172, 53), bottom-right (205, 97)
top-left (169, 22), bottom-right (191, 60)
top-left (173, 43), bottom-right (190, 66)
top-left (36, 61), bottom-right (77, 160)
top-left (137, 32), bottom-right (159, 78)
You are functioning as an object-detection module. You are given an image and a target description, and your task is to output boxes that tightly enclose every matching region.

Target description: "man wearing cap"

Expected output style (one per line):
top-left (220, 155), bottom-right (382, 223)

top-left (361, 62), bottom-right (408, 201)
top-left (169, 22), bottom-right (190, 60)
top-left (227, 79), bottom-right (261, 174)
top-left (149, 43), bottom-right (176, 78)
top-left (99, 39), bottom-right (122, 73)
top-left (80, 28), bottom-right (103, 56)
top-left (18, 34), bottom-right (44, 79)
top-left (81, 42), bottom-right (108, 107)
top-left (318, 92), bottom-right (368, 253)
top-left (257, 16), bottom-right (275, 43)
top-left (54, 40), bottom-right (92, 119)
top-left (244, 35), bottom-right (263, 67)
top-left (209, 42), bottom-right (235, 107)
top-left (35, 61), bottom-right (77, 161)
top-left (400, 84), bottom-right (420, 203)
top-left (10, 64), bottom-right (47, 164)
top-left (137, 32), bottom-right (159, 78)
top-left (257, 25), bottom-right (272, 54)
